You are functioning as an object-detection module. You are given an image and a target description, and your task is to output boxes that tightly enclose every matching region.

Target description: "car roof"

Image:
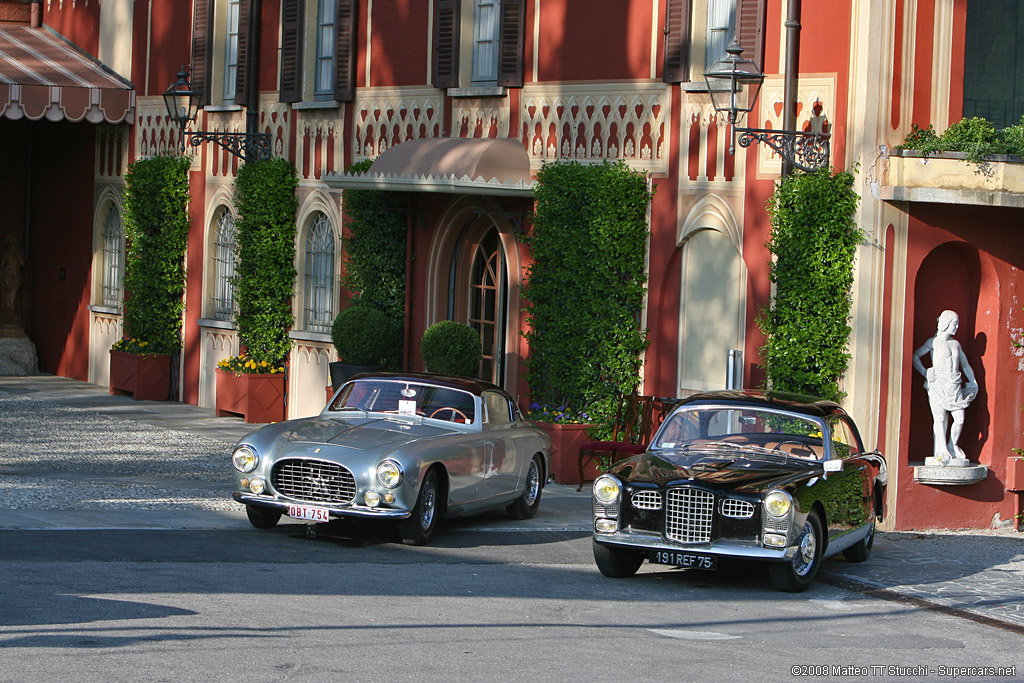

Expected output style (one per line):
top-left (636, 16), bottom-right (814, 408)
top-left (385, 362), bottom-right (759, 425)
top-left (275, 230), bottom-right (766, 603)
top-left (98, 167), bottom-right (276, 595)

top-left (677, 389), bottom-right (846, 419)
top-left (346, 371), bottom-right (506, 398)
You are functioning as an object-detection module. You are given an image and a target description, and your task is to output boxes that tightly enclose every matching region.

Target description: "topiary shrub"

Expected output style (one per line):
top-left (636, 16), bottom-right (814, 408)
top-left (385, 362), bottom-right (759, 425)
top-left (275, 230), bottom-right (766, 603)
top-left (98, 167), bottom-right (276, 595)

top-left (421, 321), bottom-right (482, 378)
top-left (332, 305), bottom-right (401, 366)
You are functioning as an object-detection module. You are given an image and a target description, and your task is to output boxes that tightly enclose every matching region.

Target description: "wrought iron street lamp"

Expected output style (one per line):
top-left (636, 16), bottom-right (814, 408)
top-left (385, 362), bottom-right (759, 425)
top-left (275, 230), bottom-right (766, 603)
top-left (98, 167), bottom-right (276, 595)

top-left (163, 67), bottom-right (271, 162)
top-left (704, 42), bottom-right (830, 173)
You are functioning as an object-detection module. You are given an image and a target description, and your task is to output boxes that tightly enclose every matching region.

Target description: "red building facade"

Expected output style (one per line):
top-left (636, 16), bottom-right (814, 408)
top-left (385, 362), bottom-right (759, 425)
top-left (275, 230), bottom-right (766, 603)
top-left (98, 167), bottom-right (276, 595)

top-left (2, 0), bottom-right (1022, 530)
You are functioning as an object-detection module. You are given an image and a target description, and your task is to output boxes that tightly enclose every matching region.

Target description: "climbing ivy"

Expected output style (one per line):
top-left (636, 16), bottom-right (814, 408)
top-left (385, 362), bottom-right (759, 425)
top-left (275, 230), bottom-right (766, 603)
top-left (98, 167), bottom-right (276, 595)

top-left (759, 168), bottom-right (863, 402)
top-left (121, 154), bottom-right (191, 355)
top-left (233, 158), bottom-right (299, 366)
top-left (522, 160), bottom-right (653, 426)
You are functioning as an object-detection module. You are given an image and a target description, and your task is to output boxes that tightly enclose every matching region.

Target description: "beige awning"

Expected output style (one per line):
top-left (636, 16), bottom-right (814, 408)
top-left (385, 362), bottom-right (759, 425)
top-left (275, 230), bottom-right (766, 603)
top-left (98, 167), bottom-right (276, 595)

top-left (325, 137), bottom-right (534, 196)
top-left (0, 25), bottom-right (135, 124)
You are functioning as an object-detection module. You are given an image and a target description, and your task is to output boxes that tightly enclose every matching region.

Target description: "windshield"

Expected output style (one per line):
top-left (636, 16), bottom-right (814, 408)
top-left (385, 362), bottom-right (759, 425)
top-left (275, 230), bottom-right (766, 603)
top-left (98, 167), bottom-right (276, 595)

top-left (329, 380), bottom-right (477, 424)
top-left (652, 406), bottom-right (824, 460)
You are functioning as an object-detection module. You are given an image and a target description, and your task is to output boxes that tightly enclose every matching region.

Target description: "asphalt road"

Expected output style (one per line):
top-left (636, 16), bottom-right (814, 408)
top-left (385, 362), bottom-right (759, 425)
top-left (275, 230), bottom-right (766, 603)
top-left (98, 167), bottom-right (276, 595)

top-left (1, 520), bottom-right (1020, 683)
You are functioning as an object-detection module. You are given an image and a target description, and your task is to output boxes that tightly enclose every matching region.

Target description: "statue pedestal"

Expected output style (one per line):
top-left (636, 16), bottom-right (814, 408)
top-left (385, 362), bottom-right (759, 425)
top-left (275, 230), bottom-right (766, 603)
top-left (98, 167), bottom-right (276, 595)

top-left (0, 330), bottom-right (37, 376)
top-left (913, 457), bottom-right (988, 486)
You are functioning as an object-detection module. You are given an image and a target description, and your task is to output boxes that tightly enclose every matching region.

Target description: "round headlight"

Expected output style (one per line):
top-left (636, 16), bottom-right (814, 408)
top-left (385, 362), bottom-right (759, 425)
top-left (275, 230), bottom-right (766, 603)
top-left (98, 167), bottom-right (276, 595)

top-left (593, 475), bottom-right (621, 504)
top-left (764, 490), bottom-right (792, 518)
top-left (376, 459), bottom-right (404, 488)
top-left (232, 445), bottom-right (258, 473)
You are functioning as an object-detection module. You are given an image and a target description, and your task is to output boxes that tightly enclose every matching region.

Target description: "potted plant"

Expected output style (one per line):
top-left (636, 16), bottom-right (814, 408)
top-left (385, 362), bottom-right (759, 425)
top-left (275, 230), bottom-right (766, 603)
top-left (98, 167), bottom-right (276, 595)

top-left (420, 320), bottom-right (482, 377)
top-left (215, 158), bottom-right (298, 423)
top-left (110, 154), bottom-right (190, 401)
top-left (329, 305), bottom-right (401, 389)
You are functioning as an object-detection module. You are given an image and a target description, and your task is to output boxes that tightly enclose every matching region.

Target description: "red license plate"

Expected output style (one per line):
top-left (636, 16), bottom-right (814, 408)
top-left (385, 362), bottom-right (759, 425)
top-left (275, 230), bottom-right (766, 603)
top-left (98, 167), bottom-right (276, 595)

top-left (287, 505), bottom-right (331, 522)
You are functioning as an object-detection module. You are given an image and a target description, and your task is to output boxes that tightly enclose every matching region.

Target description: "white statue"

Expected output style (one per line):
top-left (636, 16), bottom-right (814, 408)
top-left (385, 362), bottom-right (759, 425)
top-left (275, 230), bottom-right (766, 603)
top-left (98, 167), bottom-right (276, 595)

top-left (912, 310), bottom-right (978, 464)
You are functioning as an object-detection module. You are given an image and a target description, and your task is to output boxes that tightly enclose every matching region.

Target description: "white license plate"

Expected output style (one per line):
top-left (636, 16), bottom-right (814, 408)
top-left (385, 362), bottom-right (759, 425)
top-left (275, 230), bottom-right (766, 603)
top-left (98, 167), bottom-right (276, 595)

top-left (651, 550), bottom-right (717, 570)
top-left (287, 505), bottom-right (332, 522)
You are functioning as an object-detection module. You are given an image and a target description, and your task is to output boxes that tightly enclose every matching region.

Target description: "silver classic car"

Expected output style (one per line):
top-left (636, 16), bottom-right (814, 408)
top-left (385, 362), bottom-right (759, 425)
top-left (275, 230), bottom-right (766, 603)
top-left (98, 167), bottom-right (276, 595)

top-left (591, 390), bottom-right (886, 592)
top-left (232, 373), bottom-right (551, 545)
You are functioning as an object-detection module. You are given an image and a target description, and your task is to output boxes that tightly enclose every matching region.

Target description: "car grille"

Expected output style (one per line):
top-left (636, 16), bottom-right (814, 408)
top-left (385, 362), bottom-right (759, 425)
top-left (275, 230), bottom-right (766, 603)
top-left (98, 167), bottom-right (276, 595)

top-left (763, 516), bottom-right (790, 533)
top-left (665, 487), bottom-right (714, 544)
top-left (271, 458), bottom-right (357, 505)
top-left (632, 490), bottom-right (662, 510)
top-left (720, 498), bottom-right (755, 518)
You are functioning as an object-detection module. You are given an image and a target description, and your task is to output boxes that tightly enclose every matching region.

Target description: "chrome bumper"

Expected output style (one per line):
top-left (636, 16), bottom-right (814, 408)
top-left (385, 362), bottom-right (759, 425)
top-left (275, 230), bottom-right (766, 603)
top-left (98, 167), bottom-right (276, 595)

top-left (233, 491), bottom-right (412, 520)
top-left (594, 528), bottom-right (799, 562)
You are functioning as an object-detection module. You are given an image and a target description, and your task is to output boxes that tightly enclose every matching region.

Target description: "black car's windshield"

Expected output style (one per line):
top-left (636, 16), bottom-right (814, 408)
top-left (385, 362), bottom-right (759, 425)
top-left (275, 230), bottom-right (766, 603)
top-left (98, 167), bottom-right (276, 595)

top-left (329, 380), bottom-right (476, 424)
top-left (652, 406), bottom-right (824, 460)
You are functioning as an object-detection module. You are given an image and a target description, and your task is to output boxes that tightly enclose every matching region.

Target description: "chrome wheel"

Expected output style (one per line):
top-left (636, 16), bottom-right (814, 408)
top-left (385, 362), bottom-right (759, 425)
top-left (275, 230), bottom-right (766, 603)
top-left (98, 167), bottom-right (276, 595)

top-left (769, 512), bottom-right (823, 592)
top-left (506, 455), bottom-right (543, 520)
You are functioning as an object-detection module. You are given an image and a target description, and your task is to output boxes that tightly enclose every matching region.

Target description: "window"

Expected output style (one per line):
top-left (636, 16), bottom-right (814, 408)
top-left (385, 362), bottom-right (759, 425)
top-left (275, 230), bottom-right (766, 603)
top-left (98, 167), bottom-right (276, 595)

top-left (190, 0), bottom-right (251, 107)
top-left (100, 204), bottom-right (123, 308)
top-left (467, 229), bottom-right (505, 383)
top-left (433, 0), bottom-right (525, 90)
top-left (223, 0), bottom-right (241, 101)
top-left (210, 208), bottom-right (237, 321)
top-left (963, 0), bottom-right (1024, 128)
top-left (663, 0), bottom-right (764, 85)
top-left (483, 390), bottom-right (512, 424)
top-left (303, 212), bottom-right (336, 333)
top-left (828, 417), bottom-right (863, 458)
top-left (279, 0), bottom-right (356, 103)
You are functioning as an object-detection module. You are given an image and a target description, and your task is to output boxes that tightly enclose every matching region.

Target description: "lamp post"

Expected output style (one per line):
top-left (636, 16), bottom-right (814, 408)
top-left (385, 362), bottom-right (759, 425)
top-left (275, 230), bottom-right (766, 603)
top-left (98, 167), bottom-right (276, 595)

top-left (704, 41), bottom-right (829, 173)
top-left (163, 67), bottom-right (271, 162)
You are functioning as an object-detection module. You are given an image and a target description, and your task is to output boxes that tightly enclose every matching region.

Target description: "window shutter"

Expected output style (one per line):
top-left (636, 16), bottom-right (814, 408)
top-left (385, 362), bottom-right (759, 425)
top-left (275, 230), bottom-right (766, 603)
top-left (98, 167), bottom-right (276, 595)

top-left (433, 0), bottom-right (460, 89)
top-left (279, 0), bottom-right (304, 103)
top-left (735, 0), bottom-right (765, 72)
top-left (235, 0), bottom-right (251, 104)
top-left (191, 0), bottom-right (213, 106)
top-left (496, 0), bottom-right (525, 88)
top-left (334, 0), bottom-right (357, 101)
top-left (662, 0), bottom-right (692, 83)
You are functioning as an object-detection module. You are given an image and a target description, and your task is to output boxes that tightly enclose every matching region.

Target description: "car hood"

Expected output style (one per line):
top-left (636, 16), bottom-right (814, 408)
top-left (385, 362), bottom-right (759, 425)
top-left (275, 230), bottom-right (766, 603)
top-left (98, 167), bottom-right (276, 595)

top-left (272, 414), bottom-right (463, 453)
top-left (613, 450), bottom-right (817, 494)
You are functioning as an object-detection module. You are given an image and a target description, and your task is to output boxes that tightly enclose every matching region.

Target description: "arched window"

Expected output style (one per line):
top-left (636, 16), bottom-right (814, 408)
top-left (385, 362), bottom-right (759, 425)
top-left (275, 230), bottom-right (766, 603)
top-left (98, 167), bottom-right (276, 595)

top-left (304, 212), bottom-right (336, 333)
top-left (100, 203), bottom-right (123, 308)
top-left (211, 208), bottom-right (238, 321)
top-left (468, 228), bottom-right (505, 382)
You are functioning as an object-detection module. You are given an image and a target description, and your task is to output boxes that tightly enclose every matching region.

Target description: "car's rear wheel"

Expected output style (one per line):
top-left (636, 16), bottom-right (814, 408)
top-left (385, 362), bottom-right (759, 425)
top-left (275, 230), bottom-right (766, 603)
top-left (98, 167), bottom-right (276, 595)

top-left (506, 455), bottom-right (543, 520)
top-left (593, 540), bottom-right (644, 578)
top-left (398, 470), bottom-right (439, 546)
top-left (768, 512), bottom-right (823, 592)
top-left (843, 519), bottom-right (875, 563)
top-left (245, 504), bottom-right (281, 529)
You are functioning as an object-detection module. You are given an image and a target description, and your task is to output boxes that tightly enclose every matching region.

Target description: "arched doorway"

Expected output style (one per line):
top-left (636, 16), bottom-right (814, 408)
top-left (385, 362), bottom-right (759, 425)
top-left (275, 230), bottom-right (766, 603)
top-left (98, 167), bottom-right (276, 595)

top-left (466, 227), bottom-right (506, 383)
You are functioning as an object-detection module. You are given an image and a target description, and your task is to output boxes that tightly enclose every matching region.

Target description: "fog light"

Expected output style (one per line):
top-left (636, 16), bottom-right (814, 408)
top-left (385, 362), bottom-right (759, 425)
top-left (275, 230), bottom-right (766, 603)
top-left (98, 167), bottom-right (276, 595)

top-left (365, 490), bottom-right (381, 507)
top-left (763, 533), bottom-right (787, 548)
top-left (240, 478), bottom-right (249, 488)
top-left (384, 493), bottom-right (395, 504)
top-left (249, 477), bottom-right (265, 494)
top-left (595, 518), bottom-right (618, 533)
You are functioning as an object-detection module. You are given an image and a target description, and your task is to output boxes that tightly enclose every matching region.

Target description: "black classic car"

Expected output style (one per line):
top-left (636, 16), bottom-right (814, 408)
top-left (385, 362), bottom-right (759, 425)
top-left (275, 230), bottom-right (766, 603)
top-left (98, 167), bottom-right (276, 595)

top-left (591, 390), bottom-right (886, 592)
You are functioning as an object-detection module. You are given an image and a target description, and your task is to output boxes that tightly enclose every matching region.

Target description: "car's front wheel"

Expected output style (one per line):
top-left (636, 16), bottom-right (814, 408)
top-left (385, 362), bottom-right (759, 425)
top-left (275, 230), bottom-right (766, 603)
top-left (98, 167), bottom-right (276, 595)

top-left (506, 455), bottom-right (543, 520)
top-left (398, 470), bottom-right (439, 546)
top-left (245, 504), bottom-right (282, 529)
top-left (593, 540), bottom-right (644, 578)
top-left (768, 512), bottom-right (823, 592)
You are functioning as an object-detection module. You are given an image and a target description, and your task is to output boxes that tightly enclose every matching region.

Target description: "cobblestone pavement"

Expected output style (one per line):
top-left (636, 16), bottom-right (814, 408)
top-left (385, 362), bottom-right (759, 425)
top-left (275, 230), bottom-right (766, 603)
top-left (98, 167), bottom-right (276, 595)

top-left (1, 374), bottom-right (1022, 633)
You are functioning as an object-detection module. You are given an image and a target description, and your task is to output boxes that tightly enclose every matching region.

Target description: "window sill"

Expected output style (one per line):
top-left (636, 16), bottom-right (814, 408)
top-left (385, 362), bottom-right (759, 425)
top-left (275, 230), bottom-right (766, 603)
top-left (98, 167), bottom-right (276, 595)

top-left (88, 304), bottom-right (121, 315)
top-left (198, 318), bottom-right (236, 330)
top-left (203, 104), bottom-right (244, 113)
top-left (447, 86), bottom-right (507, 99)
top-left (292, 101), bottom-right (341, 110)
top-left (290, 330), bottom-right (333, 344)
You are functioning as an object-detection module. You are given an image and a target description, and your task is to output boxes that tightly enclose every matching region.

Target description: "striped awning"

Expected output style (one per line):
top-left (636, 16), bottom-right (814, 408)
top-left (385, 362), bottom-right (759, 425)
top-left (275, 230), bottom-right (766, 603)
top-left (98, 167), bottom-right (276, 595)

top-left (0, 25), bottom-right (134, 124)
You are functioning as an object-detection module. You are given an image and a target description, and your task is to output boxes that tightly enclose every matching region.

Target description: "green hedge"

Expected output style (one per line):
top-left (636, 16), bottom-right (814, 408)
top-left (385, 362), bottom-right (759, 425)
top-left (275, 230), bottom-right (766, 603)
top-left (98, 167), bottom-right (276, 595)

top-left (121, 154), bottom-right (191, 355)
top-left (233, 158), bottom-right (299, 365)
top-left (759, 168), bottom-right (863, 402)
top-left (421, 321), bottom-right (482, 377)
top-left (522, 160), bottom-right (652, 424)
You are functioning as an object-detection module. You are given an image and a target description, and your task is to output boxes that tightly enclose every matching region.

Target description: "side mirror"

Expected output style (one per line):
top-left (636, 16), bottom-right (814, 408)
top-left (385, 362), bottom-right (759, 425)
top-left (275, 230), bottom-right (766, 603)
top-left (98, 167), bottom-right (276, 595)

top-left (823, 460), bottom-right (843, 473)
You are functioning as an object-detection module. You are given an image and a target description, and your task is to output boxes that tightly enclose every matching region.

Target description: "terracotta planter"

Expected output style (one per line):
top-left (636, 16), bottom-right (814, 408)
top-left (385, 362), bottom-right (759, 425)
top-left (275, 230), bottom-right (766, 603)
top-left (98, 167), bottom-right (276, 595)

top-left (1006, 457), bottom-right (1024, 492)
top-left (109, 349), bottom-right (172, 401)
top-left (216, 368), bottom-right (286, 423)
top-left (532, 421), bottom-right (599, 485)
